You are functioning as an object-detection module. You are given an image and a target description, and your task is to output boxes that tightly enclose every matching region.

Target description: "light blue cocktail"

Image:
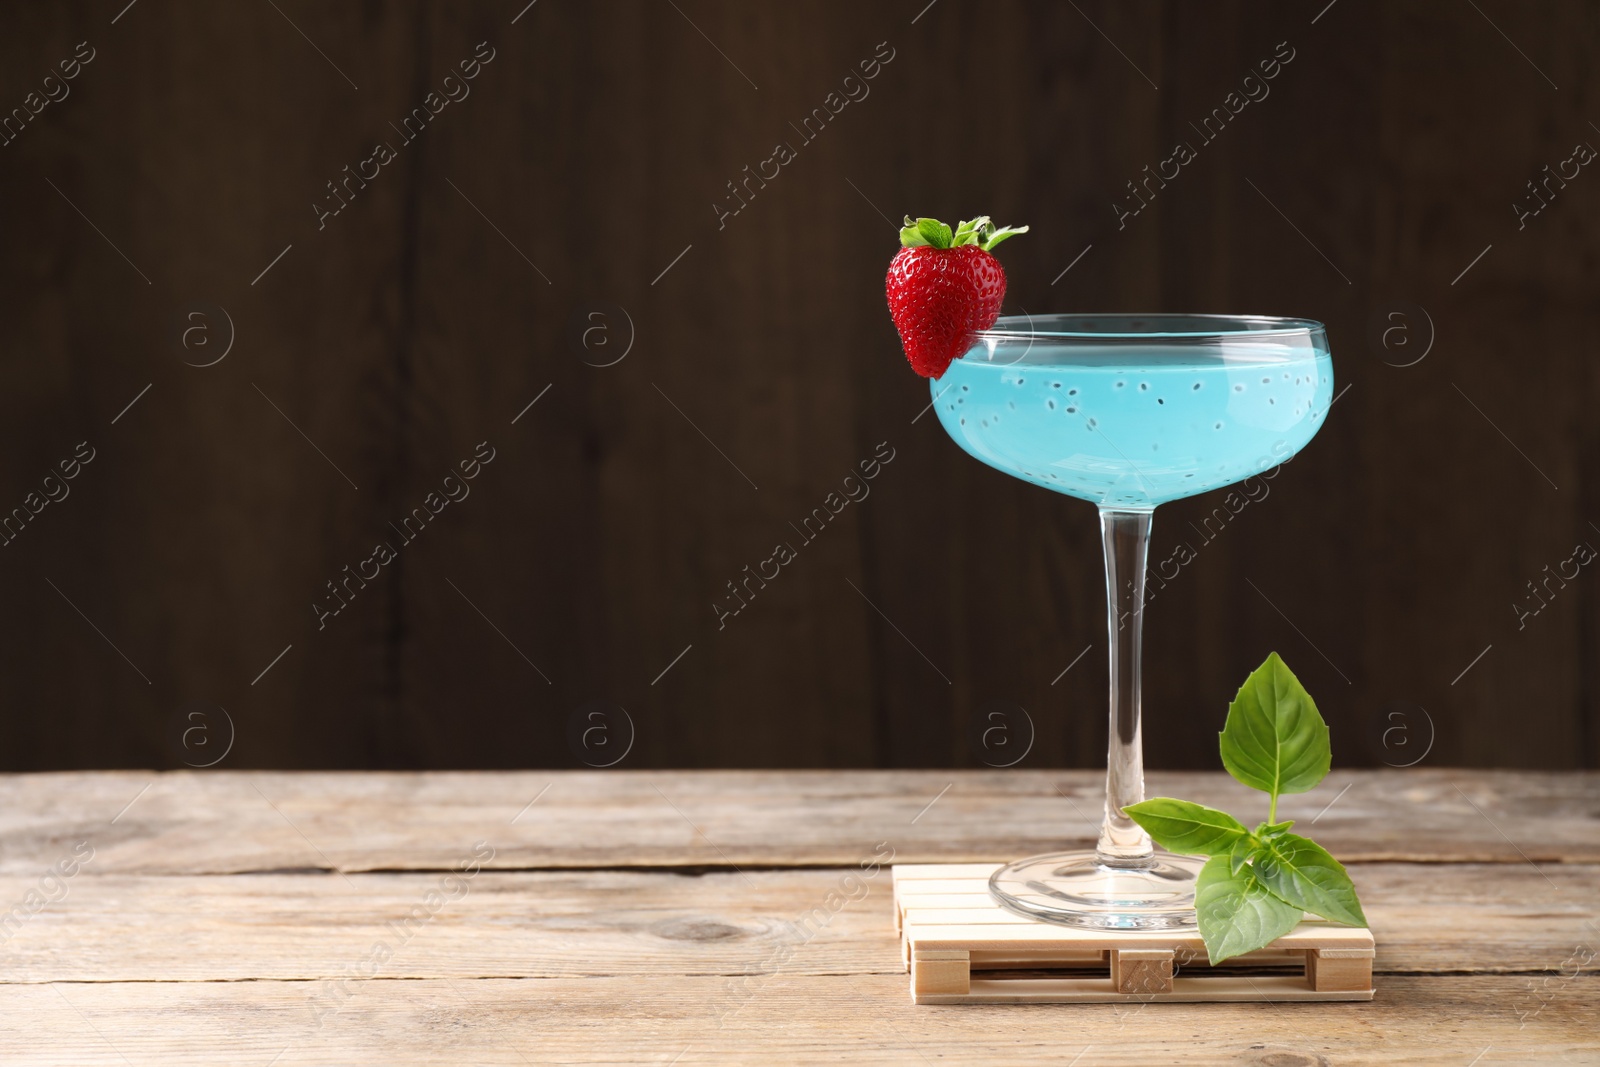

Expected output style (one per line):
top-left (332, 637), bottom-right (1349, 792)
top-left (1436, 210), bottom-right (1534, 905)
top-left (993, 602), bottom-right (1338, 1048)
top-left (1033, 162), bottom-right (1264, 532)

top-left (933, 314), bottom-right (1333, 927)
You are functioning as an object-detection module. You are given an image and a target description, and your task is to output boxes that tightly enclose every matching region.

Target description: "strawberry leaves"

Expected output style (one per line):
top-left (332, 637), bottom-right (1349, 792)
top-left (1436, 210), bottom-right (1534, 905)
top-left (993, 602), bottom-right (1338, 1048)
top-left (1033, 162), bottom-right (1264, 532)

top-left (899, 217), bottom-right (954, 249)
top-left (979, 224), bottom-right (1028, 251)
top-left (1125, 653), bottom-right (1367, 963)
top-left (951, 217), bottom-right (986, 246)
top-left (898, 215), bottom-right (1029, 251)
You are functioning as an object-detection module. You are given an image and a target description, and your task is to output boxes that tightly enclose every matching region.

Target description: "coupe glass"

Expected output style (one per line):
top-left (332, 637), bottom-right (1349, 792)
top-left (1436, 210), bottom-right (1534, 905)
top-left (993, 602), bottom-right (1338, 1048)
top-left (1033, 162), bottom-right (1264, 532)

top-left (932, 314), bottom-right (1333, 928)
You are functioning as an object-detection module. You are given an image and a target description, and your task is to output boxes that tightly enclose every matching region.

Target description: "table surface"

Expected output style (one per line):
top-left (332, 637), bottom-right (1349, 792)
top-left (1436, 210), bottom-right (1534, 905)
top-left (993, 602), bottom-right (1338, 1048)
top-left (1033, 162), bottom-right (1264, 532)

top-left (0, 768), bottom-right (1595, 1065)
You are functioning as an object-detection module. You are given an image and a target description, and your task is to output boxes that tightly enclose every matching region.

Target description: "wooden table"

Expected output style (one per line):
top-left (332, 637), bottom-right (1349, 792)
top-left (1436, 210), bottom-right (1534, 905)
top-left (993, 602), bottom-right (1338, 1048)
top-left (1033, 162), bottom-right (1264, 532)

top-left (0, 769), bottom-right (1595, 1064)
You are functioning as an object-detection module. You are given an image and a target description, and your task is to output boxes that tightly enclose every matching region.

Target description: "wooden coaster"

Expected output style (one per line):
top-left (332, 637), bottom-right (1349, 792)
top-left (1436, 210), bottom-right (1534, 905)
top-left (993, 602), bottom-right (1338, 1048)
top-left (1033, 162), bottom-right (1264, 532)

top-left (893, 863), bottom-right (1375, 1005)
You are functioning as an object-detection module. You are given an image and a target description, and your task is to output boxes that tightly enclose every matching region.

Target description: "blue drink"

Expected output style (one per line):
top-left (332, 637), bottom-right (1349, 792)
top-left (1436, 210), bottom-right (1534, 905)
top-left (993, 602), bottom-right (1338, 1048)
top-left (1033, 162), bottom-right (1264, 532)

top-left (933, 335), bottom-right (1332, 509)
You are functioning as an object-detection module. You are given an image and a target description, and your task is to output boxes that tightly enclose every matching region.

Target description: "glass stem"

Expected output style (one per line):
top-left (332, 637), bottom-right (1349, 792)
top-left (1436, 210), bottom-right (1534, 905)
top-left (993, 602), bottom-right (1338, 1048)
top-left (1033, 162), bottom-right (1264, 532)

top-left (1096, 507), bottom-right (1155, 866)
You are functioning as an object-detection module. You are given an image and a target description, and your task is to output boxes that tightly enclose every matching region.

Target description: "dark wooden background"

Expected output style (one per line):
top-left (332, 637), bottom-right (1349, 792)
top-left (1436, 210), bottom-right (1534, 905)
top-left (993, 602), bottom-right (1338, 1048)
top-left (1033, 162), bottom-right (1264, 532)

top-left (0, 0), bottom-right (1594, 772)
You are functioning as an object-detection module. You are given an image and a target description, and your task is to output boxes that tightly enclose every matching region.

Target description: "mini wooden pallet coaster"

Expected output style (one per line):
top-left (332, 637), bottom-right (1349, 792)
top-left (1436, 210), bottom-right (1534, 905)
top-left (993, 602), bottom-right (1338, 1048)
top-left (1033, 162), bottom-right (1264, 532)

top-left (893, 864), bottom-right (1375, 1005)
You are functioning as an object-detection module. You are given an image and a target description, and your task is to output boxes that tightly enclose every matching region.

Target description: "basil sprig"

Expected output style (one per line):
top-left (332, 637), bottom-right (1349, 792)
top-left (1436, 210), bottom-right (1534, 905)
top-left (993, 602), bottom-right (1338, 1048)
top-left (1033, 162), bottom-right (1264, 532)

top-left (1126, 653), bottom-right (1368, 964)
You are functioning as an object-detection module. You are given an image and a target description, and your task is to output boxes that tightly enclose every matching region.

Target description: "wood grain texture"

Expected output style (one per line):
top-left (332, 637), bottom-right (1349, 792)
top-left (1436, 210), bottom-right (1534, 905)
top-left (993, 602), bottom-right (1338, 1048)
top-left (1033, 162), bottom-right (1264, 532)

top-left (0, 860), bottom-right (1592, 983)
top-left (896, 863), bottom-right (1378, 1003)
top-left (1, 769), bottom-right (1596, 1062)
top-left (0, 975), bottom-right (1594, 1066)
top-left (1, 768), bottom-right (1595, 873)
top-left (0, 2), bottom-right (1592, 773)
top-left (0, 1), bottom-right (429, 771)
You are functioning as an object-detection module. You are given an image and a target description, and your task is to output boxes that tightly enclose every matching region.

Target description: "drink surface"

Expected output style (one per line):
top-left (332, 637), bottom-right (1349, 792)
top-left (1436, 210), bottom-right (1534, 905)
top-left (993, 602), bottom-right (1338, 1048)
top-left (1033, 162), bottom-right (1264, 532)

top-left (931, 342), bottom-right (1333, 508)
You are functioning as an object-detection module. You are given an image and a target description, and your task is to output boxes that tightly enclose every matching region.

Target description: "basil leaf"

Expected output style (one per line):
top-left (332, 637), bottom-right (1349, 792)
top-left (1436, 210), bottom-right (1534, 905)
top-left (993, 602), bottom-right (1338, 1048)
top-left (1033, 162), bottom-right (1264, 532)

top-left (1257, 820), bottom-right (1296, 838)
top-left (1125, 798), bottom-right (1250, 857)
top-left (1194, 855), bottom-right (1305, 965)
top-left (1218, 653), bottom-right (1330, 801)
top-left (1228, 833), bottom-right (1255, 875)
top-left (1250, 831), bottom-right (1368, 927)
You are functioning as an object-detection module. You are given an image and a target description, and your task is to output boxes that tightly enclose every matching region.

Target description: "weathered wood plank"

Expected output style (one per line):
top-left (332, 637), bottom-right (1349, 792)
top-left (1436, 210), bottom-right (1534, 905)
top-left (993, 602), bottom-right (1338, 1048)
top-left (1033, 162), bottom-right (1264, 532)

top-left (0, 862), bottom-right (1591, 983)
top-left (0, 974), bottom-right (1592, 1065)
top-left (1, 770), bottom-right (1594, 1059)
top-left (1, 769), bottom-right (1593, 873)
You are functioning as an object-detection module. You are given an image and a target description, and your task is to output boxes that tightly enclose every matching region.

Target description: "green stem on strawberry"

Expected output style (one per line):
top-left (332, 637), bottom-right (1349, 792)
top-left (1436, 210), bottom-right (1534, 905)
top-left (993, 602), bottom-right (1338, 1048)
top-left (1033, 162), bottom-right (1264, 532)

top-left (886, 212), bottom-right (1028, 379)
top-left (899, 215), bottom-right (1028, 252)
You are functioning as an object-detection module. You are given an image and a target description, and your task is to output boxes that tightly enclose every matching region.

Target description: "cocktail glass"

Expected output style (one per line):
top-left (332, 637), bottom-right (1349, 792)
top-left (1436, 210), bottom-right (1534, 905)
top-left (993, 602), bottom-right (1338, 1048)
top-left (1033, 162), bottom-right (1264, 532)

top-left (932, 314), bottom-right (1333, 928)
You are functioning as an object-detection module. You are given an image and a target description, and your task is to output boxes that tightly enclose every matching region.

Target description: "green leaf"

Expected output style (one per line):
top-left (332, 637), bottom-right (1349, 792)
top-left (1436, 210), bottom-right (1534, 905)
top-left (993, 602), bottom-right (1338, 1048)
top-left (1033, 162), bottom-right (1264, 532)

top-left (1124, 798), bottom-right (1250, 857)
top-left (897, 216), bottom-right (1025, 251)
top-left (1228, 832), bottom-right (1255, 875)
top-left (1257, 820), bottom-right (1296, 838)
top-left (979, 224), bottom-right (1028, 251)
top-left (915, 217), bottom-right (953, 249)
top-left (1218, 653), bottom-right (1330, 803)
top-left (899, 216), bottom-right (930, 248)
top-left (1250, 831), bottom-right (1368, 927)
top-left (1194, 856), bottom-right (1305, 965)
top-left (952, 216), bottom-right (990, 247)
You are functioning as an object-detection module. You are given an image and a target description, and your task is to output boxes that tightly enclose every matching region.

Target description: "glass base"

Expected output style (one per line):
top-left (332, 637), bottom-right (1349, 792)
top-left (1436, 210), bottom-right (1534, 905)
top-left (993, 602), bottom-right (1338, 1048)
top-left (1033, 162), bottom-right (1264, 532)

top-left (988, 850), bottom-right (1205, 929)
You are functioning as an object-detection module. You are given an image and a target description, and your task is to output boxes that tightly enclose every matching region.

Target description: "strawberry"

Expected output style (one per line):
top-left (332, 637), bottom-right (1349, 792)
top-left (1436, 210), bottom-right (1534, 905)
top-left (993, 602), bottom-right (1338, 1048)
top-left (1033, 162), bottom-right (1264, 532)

top-left (886, 215), bottom-right (1028, 378)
